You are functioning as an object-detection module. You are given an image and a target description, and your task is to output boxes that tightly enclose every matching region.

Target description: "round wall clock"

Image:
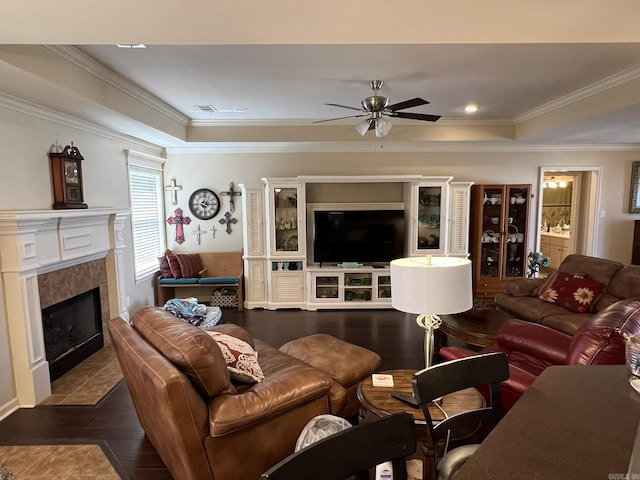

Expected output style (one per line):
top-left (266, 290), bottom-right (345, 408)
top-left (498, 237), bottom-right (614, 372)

top-left (188, 188), bottom-right (221, 220)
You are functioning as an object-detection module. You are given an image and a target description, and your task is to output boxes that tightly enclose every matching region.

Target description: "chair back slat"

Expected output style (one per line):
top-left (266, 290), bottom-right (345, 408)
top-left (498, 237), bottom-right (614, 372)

top-left (411, 351), bottom-right (510, 478)
top-left (412, 353), bottom-right (510, 404)
top-left (262, 412), bottom-right (416, 480)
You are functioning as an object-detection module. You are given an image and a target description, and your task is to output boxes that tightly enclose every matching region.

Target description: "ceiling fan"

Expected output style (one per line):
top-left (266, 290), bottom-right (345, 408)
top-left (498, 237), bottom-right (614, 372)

top-left (315, 80), bottom-right (441, 137)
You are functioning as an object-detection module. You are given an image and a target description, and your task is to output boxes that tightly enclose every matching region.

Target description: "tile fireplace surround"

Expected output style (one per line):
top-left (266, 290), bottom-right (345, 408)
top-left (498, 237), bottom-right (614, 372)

top-left (0, 209), bottom-right (129, 409)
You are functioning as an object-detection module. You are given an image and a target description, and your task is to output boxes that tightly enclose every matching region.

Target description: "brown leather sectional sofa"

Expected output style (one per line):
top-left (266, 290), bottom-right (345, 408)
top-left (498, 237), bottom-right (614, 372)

top-left (108, 306), bottom-right (381, 480)
top-left (495, 254), bottom-right (640, 335)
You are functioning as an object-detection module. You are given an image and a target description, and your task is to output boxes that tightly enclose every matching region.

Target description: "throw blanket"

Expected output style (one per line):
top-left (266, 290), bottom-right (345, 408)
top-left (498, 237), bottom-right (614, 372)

top-left (163, 297), bottom-right (222, 328)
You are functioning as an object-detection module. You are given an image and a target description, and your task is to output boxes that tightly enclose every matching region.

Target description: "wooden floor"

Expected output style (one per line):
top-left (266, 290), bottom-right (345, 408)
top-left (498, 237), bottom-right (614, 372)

top-left (0, 308), bottom-right (447, 479)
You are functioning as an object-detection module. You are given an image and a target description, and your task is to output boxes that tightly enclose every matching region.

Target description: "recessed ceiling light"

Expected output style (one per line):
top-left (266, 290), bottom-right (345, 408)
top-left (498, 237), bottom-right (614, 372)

top-left (116, 44), bottom-right (146, 49)
top-left (464, 104), bottom-right (478, 113)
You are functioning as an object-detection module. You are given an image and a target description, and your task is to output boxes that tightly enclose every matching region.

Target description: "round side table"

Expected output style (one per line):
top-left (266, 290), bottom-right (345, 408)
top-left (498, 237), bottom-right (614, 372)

top-left (357, 369), bottom-right (484, 480)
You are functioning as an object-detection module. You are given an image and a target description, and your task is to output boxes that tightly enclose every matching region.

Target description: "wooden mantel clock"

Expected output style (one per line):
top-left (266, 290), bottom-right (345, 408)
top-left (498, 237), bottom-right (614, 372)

top-left (49, 144), bottom-right (88, 209)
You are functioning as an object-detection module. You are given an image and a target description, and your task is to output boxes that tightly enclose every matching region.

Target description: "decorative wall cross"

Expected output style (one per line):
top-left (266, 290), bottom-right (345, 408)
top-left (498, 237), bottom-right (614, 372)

top-left (191, 224), bottom-right (208, 245)
top-left (218, 212), bottom-right (237, 234)
top-left (164, 178), bottom-right (183, 205)
top-left (220, 182), bottom-right (242, 212)
top-left (211, 225), bottom-right (218, 239)
top-left (167, 208), bottom-right (191, 244)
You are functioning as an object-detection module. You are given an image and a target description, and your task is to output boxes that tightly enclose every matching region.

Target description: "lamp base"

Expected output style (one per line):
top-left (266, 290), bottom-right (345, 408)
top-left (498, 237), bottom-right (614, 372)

top-left (417, 313), bottom-right (442, 369)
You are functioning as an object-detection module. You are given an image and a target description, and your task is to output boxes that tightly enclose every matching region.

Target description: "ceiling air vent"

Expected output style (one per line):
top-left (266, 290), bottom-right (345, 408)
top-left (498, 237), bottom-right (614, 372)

top-left (196, 105), bottom-right (219, 113)
top-left (195, 105), bottom-right (248, 114)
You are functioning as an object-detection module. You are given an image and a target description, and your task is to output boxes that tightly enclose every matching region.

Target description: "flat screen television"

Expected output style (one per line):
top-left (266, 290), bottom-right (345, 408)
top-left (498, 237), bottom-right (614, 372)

top-left (312, 209), bottom-right (405, 265)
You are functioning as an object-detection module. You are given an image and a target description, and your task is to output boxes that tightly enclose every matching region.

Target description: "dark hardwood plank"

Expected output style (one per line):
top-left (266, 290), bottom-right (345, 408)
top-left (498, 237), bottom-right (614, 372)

top-left (0, 308), bottom-right (428, 479)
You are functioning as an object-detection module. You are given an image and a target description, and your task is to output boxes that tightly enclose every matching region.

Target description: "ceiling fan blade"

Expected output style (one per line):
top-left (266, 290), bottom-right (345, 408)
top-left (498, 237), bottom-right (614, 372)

top-left (313, 114), bottom-right (368, 124)
top-left (325, 103), bottom-right (363, 112)
top-left (386, 97), bottom-right (430, 111)
top-left (391, 112), bottom-right (441, 122)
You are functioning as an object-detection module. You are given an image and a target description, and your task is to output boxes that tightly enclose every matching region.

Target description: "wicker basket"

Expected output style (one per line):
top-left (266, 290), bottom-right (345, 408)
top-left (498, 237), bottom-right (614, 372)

top-left (210, 288), bottom-right (238, 308)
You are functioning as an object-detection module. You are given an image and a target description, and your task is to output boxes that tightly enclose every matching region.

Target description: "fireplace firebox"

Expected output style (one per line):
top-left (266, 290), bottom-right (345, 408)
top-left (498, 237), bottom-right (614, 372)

top-left (41, 287), bottom-right (103, 381)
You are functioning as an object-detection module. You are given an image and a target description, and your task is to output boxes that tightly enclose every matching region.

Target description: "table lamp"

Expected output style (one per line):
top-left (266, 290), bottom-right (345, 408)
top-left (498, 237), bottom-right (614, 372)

top-left (391, 256), bottom-right (473, 369)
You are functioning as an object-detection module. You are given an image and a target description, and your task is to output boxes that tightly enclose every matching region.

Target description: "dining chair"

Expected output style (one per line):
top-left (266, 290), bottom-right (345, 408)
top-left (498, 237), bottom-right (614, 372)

top-left (261, 412), bottom-right (417, 480)
top-left (412, 352), bottom-right (509, 480)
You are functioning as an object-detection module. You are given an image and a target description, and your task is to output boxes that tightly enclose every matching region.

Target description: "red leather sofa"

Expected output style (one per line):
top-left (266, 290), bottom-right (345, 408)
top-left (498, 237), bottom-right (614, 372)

top-left (439, 298), bottom-right (640, 413)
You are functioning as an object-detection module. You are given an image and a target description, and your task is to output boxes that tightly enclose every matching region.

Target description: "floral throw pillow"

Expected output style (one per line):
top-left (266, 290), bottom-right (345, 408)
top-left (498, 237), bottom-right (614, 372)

top-left (206, 331), bottom-right (265, 383)
top-left (538, 271), bottom-right (605, 313)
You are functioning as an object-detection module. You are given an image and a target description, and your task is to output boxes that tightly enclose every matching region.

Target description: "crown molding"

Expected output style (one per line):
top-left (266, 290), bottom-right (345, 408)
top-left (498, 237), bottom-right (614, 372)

top-left (45, 45), bottom-right (189, 126)
top-left (0, 93), bottom-right (164, 155)
top-left (165, 141), bottom-right (640, 155)
top-left (516, 65), bottom-right (640, 123)
top-left (188, 117), bottom-right (514, 127)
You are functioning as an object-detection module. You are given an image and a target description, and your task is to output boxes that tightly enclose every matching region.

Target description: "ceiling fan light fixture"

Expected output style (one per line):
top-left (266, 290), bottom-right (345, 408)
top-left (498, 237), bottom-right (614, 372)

top-left (355, 119), bottom-right (370, 136)
top-left (375, 117), bottom-right (392, 137)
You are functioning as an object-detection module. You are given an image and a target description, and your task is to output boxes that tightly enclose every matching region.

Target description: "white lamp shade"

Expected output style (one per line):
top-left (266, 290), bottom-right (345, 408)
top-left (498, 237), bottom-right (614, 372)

top-left (390, 256), bottom-right (473, 315)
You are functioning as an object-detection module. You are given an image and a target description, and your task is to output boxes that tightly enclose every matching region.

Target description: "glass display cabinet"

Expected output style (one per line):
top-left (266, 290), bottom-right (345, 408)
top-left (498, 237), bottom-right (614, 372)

top-left (272, 186), bottom-right (302, 255)
top-left (470, 184), bottom-right (530, 305)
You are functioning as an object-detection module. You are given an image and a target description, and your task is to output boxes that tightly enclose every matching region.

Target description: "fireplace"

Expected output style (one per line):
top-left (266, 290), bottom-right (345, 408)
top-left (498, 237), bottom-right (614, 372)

top-left (42, 287), bottom-right (103, 381)
top-left (0, 208), bottom-right (130, 409)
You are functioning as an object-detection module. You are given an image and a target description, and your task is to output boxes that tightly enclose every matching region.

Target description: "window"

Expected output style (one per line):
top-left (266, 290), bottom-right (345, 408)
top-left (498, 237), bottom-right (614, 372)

top-left (127, 151), bottom-right (165, 282)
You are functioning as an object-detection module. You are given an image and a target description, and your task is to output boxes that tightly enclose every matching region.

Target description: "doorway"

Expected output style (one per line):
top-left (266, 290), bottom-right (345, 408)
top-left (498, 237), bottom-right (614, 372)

top-left (536, 167), bottom-right (601, 273)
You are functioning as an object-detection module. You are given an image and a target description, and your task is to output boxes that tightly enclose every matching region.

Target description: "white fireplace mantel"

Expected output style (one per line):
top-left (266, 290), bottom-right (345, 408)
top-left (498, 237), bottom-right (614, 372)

top-left (0, 208), bottom-right (130, 407)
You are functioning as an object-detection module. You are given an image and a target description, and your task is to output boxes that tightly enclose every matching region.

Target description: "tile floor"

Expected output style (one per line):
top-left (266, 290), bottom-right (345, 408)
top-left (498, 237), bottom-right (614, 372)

top-left (41, 344), bottom-right (123, 406)
top-left (0, 444), bottom-right (120, 479)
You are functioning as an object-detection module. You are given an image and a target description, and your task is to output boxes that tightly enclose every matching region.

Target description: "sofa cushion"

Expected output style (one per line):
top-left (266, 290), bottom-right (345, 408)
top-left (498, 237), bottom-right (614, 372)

top-left (541, 312), bottom-right (594, 336)
top-left (199, 277), bottom-right (239, 284)
top-left (495, 293), bottom-right (568, 324)
top-left (567, 298), bottom-right (640, 365)
top-left (504, 277), bottom-right (544, 297)
top-left (539, 272), bottom-right (605, 313)
top-left (594, 265), bottom-right (640, 312)
top-left (176, 253), bottom-right (204, 278)
top-left (206, 331), bottom-right (265, 383)
top-left (552, 254), bottom-right (624, 286)
top-left (159, 277), bottom-right (200, 284)
top-left (132, 306), bottom-right (231, 398)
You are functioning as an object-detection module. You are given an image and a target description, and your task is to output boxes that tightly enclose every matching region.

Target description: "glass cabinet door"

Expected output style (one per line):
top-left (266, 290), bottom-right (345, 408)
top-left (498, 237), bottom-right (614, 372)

top-left (479, 187), bottom-right (504, 279)
top-left (272, 187), bottom-right (300, 254)
top-left (505, 186), bottom-right (529, 277)
top-left (416, 185), bottom-right (443, 252)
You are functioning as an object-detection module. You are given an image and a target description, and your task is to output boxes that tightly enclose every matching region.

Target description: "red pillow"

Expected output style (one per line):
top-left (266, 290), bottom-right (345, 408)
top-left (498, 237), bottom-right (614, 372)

top-left (166, 252), bottom-right (183, 278)
top-left (176, 253), bottom-right (204, 278)
top-left (539, 271), bottom-right (604, 313)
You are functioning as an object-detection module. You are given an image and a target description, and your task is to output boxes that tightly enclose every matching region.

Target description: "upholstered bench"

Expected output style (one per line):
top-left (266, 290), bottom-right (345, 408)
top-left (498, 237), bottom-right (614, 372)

top-left (280, 334), bottom-right (383, 418)
top-left (155, 251), bottom-right (243, 311)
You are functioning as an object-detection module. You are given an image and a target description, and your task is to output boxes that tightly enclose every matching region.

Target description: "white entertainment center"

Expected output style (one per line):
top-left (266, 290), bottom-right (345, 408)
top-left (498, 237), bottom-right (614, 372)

top-left (240, 175), bottom-right (472, 310)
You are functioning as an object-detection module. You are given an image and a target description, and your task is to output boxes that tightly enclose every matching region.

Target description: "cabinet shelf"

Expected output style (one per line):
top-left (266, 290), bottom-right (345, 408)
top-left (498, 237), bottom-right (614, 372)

top-left (308, 268), bottom-right (392, 308)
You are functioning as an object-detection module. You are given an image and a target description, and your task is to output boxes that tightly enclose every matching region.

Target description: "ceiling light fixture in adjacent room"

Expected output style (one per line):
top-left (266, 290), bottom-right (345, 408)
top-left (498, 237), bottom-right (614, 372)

top-left (464, 104), bottom-right (478, 113)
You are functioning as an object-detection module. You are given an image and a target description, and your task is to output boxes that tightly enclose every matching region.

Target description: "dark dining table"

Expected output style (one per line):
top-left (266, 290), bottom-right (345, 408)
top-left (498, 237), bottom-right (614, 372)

top-left (454, 365), bottom-right (640, 480)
